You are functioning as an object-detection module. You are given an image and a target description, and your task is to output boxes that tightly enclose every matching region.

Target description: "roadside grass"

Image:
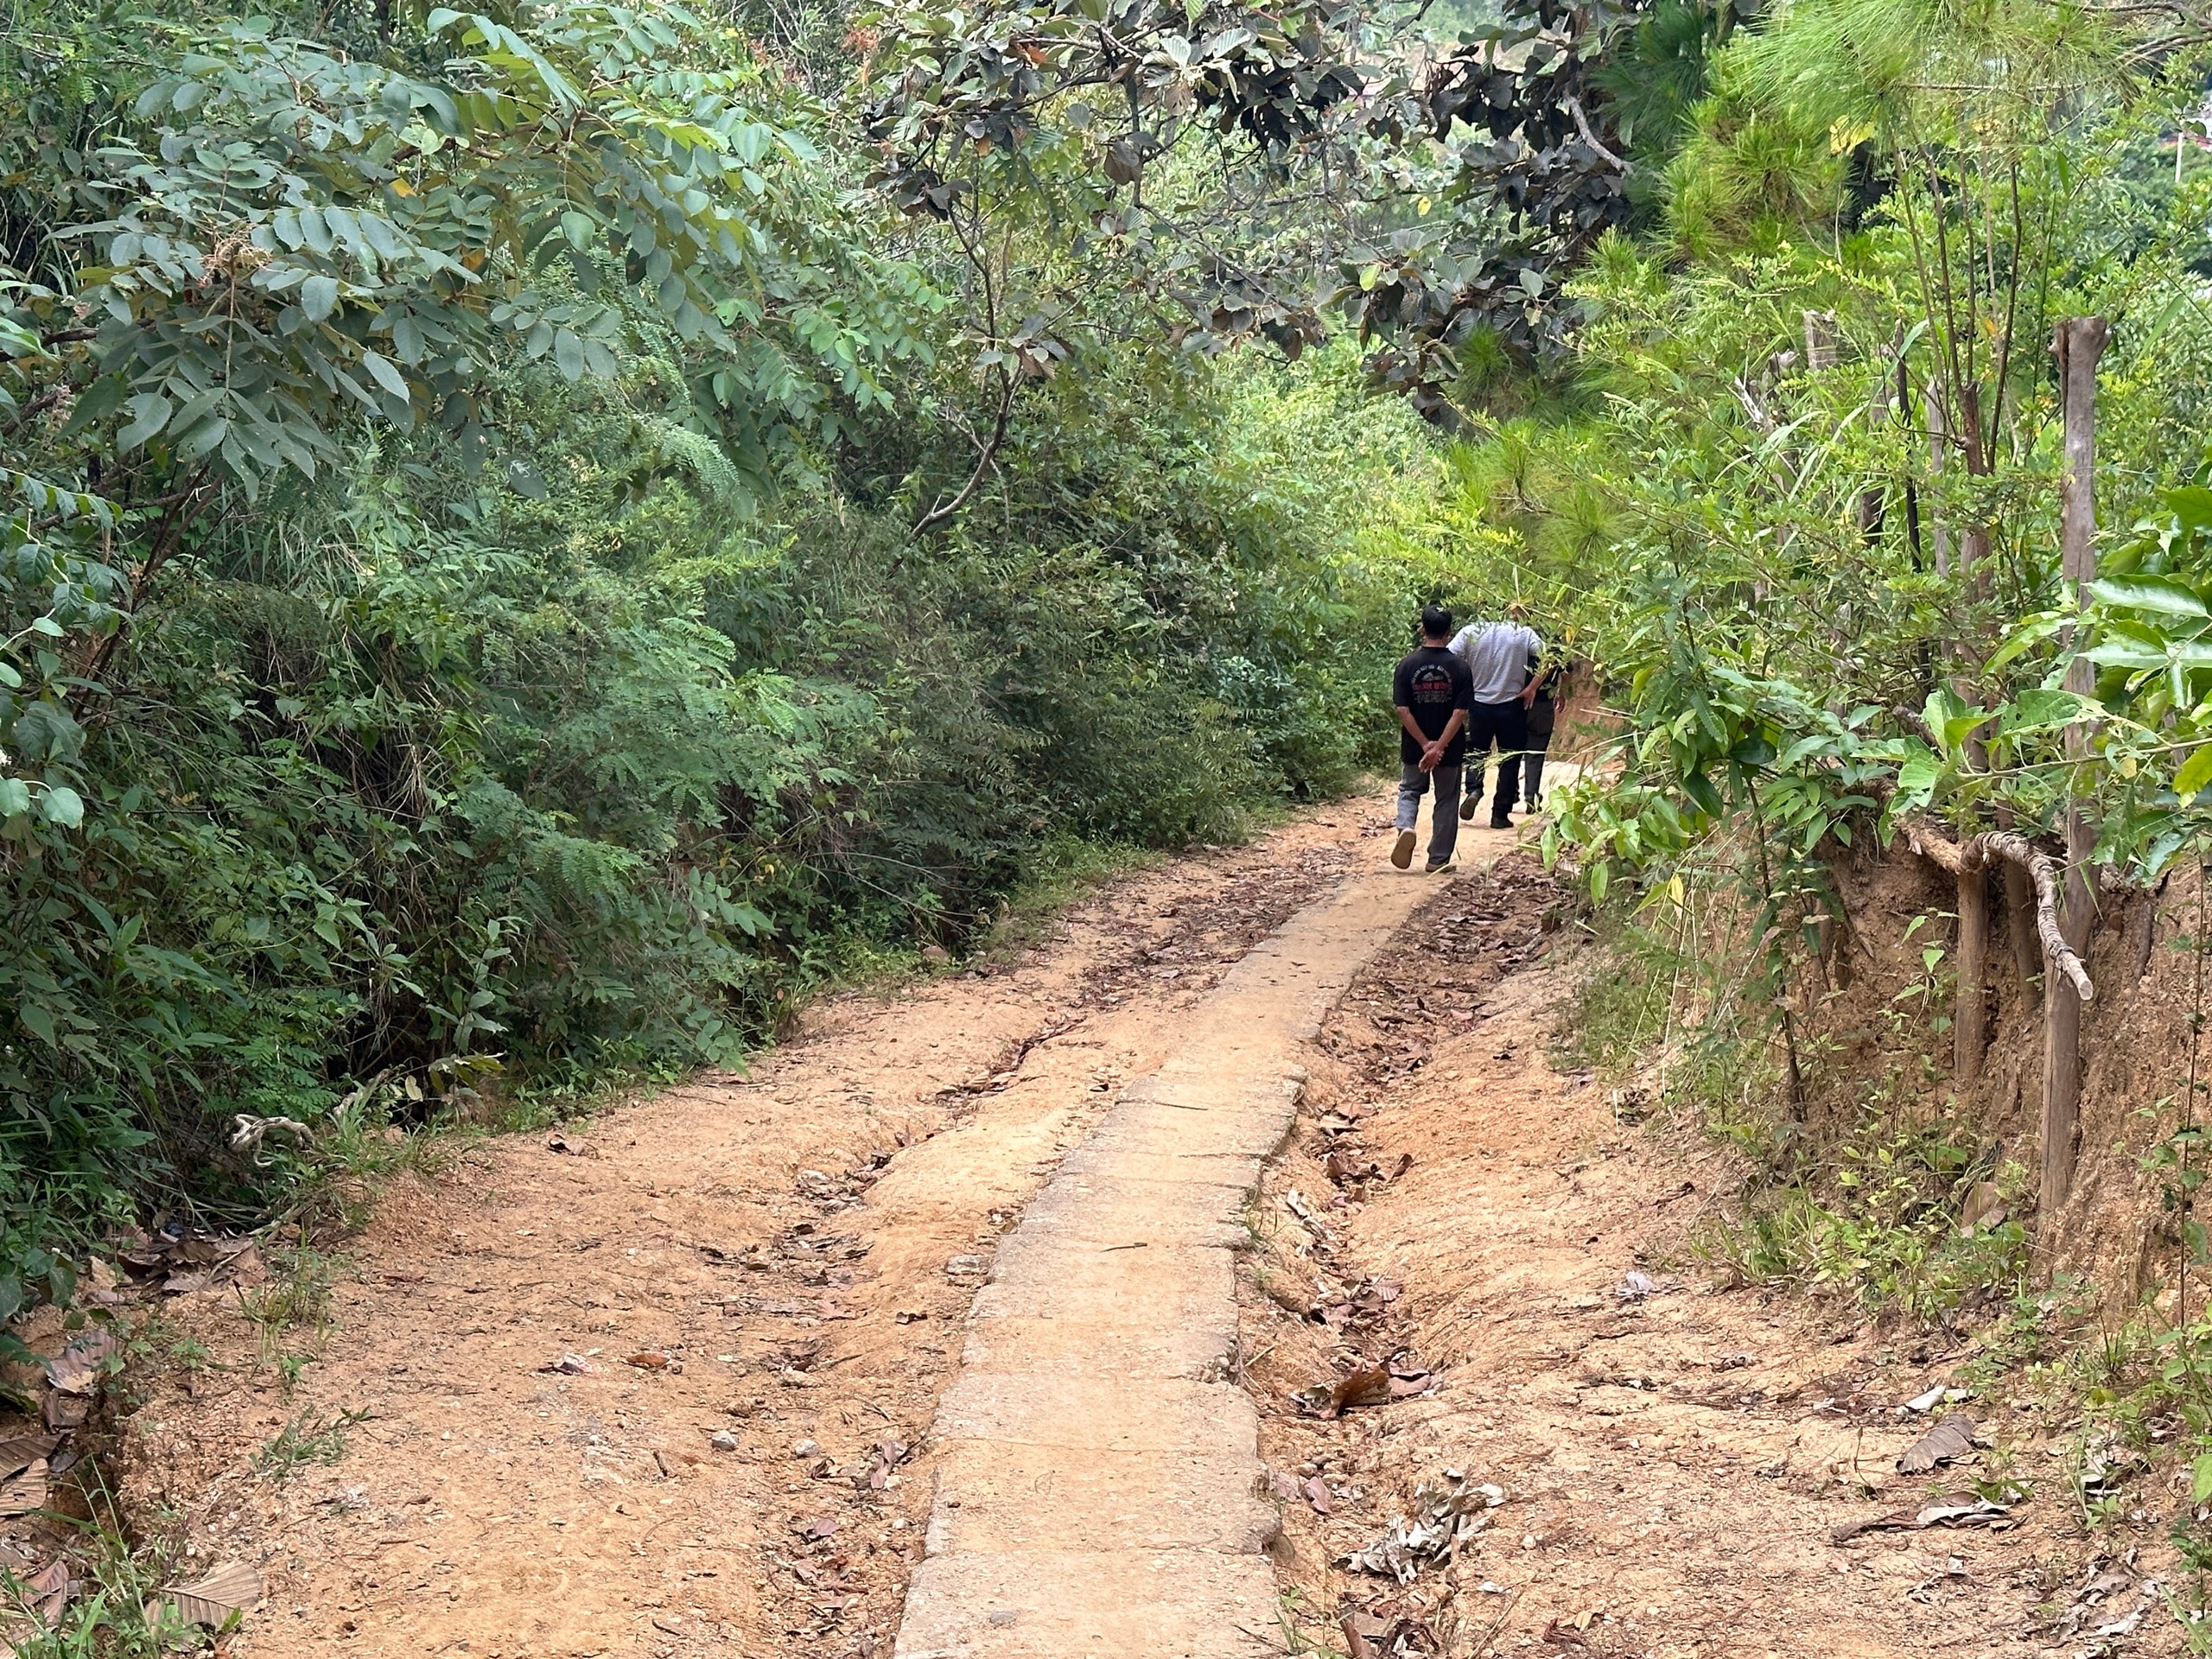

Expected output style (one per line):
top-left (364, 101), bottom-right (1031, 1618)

top-left (0, 1471), bottom-right (230, 1656)
top-left (974, 835), bottom-right (1160, 963)
top-left (1556, 906), bottom-right (2030, 1330)
top-left (253, 1407), bottom-right (372, 1481)
top-left (237, 1240), bottom-right (343, 1388)
top-left (1688, 1116), bottom-right (2032, 1329)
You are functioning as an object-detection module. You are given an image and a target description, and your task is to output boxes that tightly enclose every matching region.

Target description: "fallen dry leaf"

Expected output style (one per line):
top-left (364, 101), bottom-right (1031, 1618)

top-left (0, 1459), bottom-right (48, 1517)
top-left (160, 1560), bottom-right (263, 1628)
top-left (24, 1555), bottom-right (68, 1623)
top-left (1897, 1412), bottom-right (1978, 1475)
top-left (1831, 1491), bottom-right (2007, 1544)
top-left (545, 1131), bottom-right (594, 1156)
top-left (1959, 1180), bottom-right (2007, 1236)
top-left (624, 1351), bottom-right (671, 1370)
top-left (1303, 1475), bottom-right (1333, 1515)
top-left (45, 1328), bottom-right (118, 1395)
top-left (0, 1436), bottom-right (55, 1481)
top-left (37, 1394), bottom-right (85, 1433)
top-left (1325, 1363), bottom-right (1395, 1417)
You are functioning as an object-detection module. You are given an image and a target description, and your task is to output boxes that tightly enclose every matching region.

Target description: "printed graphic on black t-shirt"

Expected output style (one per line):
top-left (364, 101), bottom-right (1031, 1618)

top-left (1392, 645), bottom-right (1475, 766)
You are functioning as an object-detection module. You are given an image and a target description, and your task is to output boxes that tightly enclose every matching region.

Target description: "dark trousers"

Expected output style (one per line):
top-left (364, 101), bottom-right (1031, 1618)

top-left (1467, 700), bottom-right (1528, 818)
top-left (1525, 700), bottom-right (1556, 804)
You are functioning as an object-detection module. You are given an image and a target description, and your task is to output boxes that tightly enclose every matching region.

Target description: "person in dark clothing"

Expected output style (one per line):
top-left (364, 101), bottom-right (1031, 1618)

top-left (1389, 606), bottom-right (1474, 873)
top-left (1522, 650), bottom-right (1560, 810)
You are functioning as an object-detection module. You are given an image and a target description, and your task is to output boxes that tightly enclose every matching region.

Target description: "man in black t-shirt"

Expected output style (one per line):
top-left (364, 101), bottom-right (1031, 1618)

top-left (1390, 606), bottom-right (1475, 873)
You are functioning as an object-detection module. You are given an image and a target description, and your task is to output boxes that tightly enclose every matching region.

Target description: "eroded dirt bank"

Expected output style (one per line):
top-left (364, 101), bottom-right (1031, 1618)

top-left (115, 807), bottom-right (1377, 1658)
top-left (1242, 860), bottom-right (2141, 1658)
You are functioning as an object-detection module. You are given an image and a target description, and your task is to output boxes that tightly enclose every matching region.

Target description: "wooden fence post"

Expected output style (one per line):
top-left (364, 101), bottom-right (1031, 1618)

top-left (1955, 865), bottom-right (1989, 1081)
top-left (2044, 315), bottom-right (2110, 1229)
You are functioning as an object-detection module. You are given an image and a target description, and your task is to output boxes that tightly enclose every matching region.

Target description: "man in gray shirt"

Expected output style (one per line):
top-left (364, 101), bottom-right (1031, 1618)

top-left (1447, 614), bottom-right (1547, 829)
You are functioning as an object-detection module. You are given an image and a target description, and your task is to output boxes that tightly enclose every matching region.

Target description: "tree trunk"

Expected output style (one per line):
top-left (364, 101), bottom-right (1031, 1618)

top-left (1925, 378), bottom-right (1953, 579)
top-left (1955, 866), bottom-right (1989, 1081)
top-left (2042, 315), bottom-right (2110, 1230)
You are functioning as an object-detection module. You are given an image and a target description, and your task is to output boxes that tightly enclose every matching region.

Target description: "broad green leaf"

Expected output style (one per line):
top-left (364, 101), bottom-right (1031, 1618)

top-left (116, 393), bottom-right (173, 451)
top-left (17, 1001), bottom-right (54, 1046)
top-left (0, 779), bottom-right (28, 816)
top-left (361, 351), bottom-right (410, 399)
top-left (2085, 643), bottom-right (2171, 670)
top-left (39, 786), bottom-right (82, 829)
top-left (553, 328), bottom-right (586, 379)
top-left (300, 274), bottom-right (340, 322)
top-left (1999, 689), bottom-right (2095, 735)
top-left (175, 417), bottom-right (230, 462)
top-left (2088, 576), bottom-right (2209, 617)
top-left (1893, 746), bottom-right (1942, 813)
top-left (2177, 744), bottom-right (2212, 798)
top-left (1986, 610), bottom-right (2073, 672)
top-left (2171, 486), bottom-right (2212, 531)
top-left (1681, 770), bottom-right (1723, 817)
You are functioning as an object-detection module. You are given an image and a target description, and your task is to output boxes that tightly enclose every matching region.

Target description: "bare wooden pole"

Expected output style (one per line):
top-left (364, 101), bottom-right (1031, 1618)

top-left (1955, 865), bottom-right (1990, 1081)
top-left (1803, 309), bottom-right (1838, 372)
top-left (1926, 377), bottom-right (1953, 579)
top-left (2044, 315), bottom-right (2110, 1229)
top-left (2002, 855), bottom-right (2041, 982)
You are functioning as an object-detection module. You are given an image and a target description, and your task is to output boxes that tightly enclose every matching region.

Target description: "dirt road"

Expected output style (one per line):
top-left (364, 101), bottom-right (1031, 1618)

top-left (112, 794), bottom-right (2118, 1657)
top-left (118, 793), bottom-right (1423, 1657)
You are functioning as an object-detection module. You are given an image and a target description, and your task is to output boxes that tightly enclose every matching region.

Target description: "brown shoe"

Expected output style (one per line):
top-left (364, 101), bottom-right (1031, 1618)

top-left (1390, 830), bottom-right (1416, 868)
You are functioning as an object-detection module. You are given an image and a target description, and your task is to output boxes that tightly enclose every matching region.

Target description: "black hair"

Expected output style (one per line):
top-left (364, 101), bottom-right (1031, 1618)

top-left (1420, 605), bottom-right (1453, 640)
